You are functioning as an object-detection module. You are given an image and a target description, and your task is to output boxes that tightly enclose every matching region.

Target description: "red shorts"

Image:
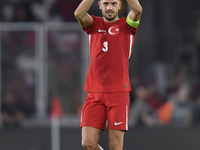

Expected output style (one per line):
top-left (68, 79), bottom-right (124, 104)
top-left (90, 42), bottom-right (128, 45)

top-left (80, 92), bottom-right (130, 131)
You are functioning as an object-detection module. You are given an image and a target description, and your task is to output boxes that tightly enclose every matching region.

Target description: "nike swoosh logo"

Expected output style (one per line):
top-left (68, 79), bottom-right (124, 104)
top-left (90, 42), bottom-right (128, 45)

top-left (98, 29), bottom-right (106, 32)
top-left (114, 122), bottom-right (123, 125)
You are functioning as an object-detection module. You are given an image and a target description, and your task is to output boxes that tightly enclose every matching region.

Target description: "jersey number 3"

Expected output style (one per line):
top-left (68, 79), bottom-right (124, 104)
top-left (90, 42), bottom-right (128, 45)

top-left (102, 41), bottom-right (108, 52)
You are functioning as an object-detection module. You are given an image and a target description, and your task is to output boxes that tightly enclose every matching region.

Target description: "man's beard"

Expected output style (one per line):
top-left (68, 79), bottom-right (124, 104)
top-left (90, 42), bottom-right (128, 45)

top-left (103, 11), bottom-right (118, 21)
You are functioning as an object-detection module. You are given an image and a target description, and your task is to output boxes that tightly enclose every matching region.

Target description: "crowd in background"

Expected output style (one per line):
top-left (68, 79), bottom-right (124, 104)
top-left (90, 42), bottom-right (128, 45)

top-left (0, 0), bottom-right (81, 22)
top-left (1, 28), bottom-right (82, 123)
top-left (0, 0), bottom-right (129, 22)
top-left (129, 64), bottom-right (200, 127)
top-left (1, 0), bottom-right (200, 128)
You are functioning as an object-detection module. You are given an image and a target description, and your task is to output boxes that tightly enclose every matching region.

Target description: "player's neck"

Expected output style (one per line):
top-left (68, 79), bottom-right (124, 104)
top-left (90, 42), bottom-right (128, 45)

top-left (103, 16), bottom-right (119, 23)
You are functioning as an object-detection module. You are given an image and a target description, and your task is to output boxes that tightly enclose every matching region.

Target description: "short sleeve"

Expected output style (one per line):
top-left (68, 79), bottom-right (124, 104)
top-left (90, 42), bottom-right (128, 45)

top-left (82, 15), bottom-right (97, 34)
top-left (125, 17), bottom-right (139, 35)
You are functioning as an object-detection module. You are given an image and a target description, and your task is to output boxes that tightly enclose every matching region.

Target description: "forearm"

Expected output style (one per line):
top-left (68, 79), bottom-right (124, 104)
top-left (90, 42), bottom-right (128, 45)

top-left (127, 0), bottom-right (142, 14)
top-left (74, 0), bottom-right (95, 18)
top-left (126, 0), bottom-right (142, 21)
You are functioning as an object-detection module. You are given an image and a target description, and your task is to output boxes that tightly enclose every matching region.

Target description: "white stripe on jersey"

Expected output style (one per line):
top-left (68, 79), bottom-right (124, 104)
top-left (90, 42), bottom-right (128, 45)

top-left (128, 34), bottom-right (133, 59)
top-left (89, 34), bottom-right (91, 56)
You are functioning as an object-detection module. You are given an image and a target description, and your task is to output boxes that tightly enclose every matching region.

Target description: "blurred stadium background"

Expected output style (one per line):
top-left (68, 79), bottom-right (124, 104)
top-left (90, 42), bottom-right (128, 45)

top-left (0, 0), bottom-right (200, 150)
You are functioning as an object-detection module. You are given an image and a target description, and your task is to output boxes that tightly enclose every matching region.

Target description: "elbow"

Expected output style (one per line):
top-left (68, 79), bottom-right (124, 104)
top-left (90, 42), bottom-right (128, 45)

top-left (139, 6), bottom-right (143, 14)
top-left (74, 10), bottom-right (79, 18)
top-left (135, 6), bottom-right (143, 16)
top-left (74, 12), bottom-right (85, 20)
top-left (74, 9), bottom-right (82, 19)
top-left (74, 9), bottom-right (85, 19)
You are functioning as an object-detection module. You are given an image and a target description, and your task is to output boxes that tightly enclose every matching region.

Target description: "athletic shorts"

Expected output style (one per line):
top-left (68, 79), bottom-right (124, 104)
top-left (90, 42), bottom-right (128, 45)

top-left (80, 92), bottom-right (130, 131)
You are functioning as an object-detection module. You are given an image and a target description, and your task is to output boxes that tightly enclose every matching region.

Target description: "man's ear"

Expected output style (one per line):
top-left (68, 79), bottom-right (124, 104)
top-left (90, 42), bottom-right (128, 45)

top-left (119, 1), bottom-right (121, 10)
top-left (98, 1), bottom-right (102, 9)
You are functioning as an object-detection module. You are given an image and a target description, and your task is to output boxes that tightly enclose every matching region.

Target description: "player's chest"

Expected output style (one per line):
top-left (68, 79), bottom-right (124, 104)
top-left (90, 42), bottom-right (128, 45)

top-left (94, 23), bottom-right (125, 39)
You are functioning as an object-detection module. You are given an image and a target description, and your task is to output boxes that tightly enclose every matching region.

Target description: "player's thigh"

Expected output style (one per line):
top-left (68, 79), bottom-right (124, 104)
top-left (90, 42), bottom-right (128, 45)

top-left (82, 126), bottom-right (101, 146)
top-left (108, 129), bottom-right (125, 149)
top-left (81, 92), bottom-right (107, 130)
top-left (106, 92), bottom-right (130, 130)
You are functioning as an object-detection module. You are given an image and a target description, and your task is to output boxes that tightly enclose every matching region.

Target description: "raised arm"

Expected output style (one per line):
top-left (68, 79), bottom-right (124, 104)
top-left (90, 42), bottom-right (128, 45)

top-left (74, 0), bottom-right (95, 29)
top-left (126, 0), bottom-right (142, 22)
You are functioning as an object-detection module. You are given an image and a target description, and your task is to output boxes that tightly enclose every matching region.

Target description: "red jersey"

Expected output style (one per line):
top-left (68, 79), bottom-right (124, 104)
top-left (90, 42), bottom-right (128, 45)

top-left (83, 15), bottom-right (138, 92)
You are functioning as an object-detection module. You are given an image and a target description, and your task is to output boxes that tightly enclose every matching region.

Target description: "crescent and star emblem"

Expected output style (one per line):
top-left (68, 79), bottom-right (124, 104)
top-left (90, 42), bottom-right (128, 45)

top-left (108, 25), bottom-right (119, 36)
